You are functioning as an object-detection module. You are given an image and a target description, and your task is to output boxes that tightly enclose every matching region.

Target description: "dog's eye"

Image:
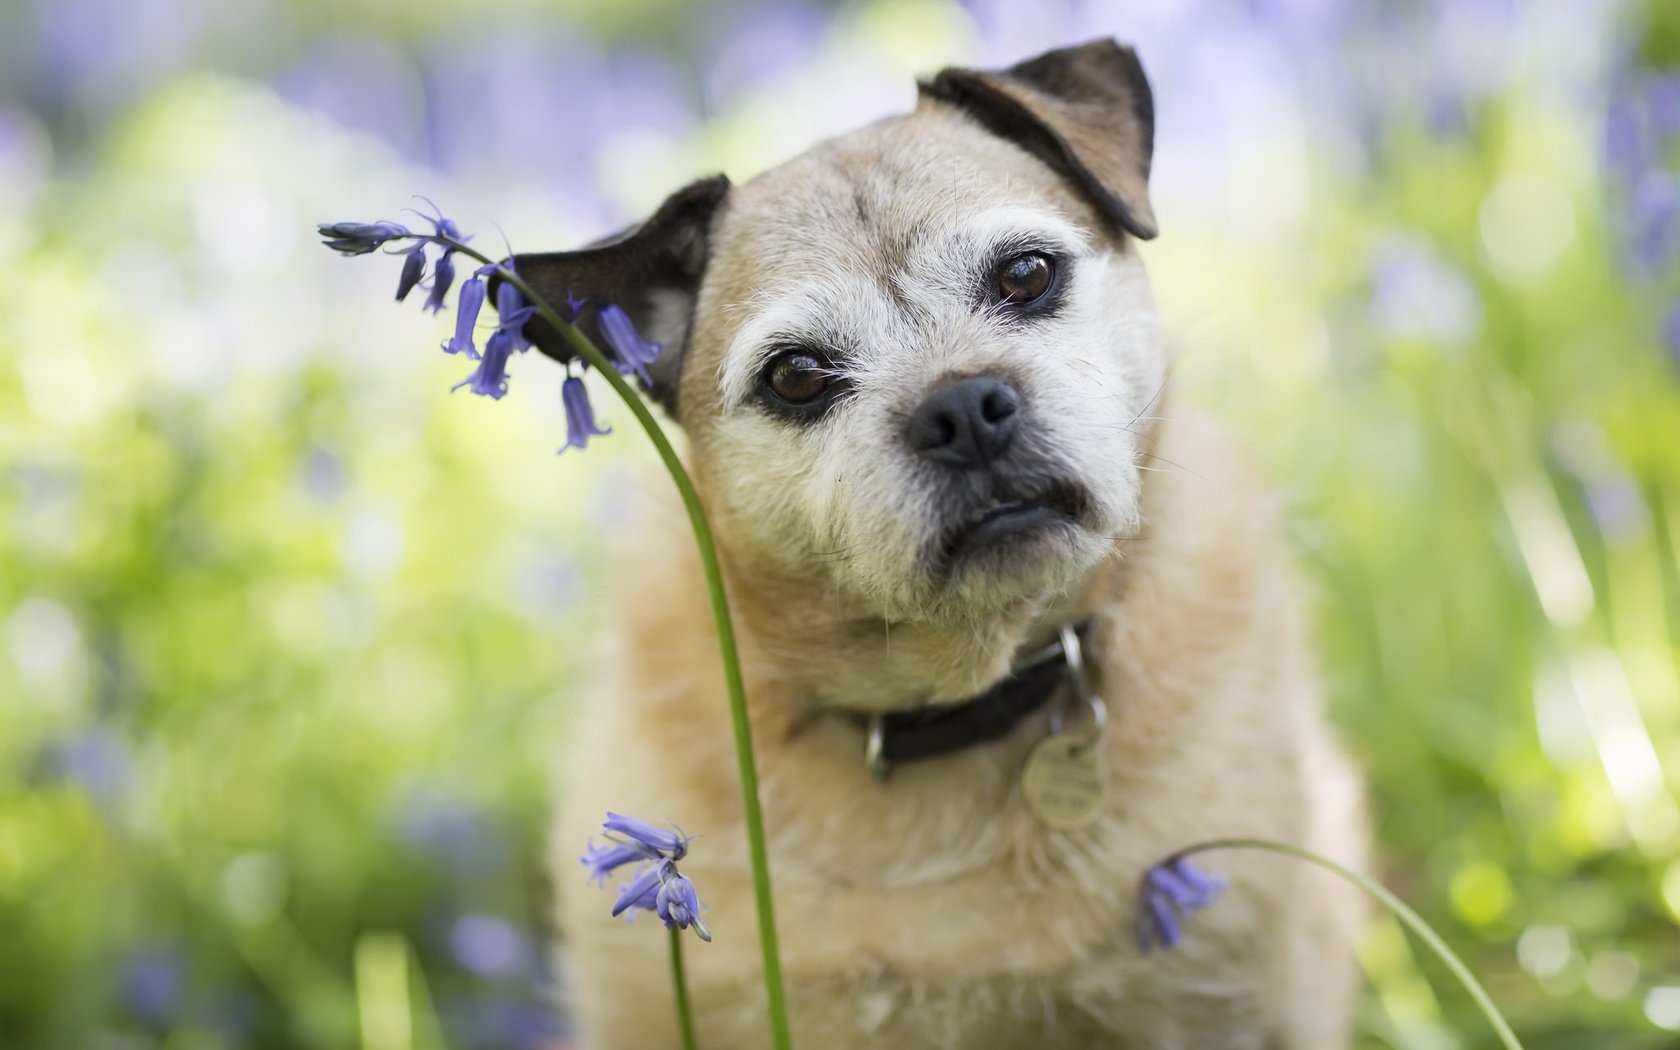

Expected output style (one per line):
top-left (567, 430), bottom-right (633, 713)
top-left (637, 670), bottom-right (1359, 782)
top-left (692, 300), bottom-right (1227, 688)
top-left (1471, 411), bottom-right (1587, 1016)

top-left (997, 252), bottom-right (1054, 305)
top-left (766, 350), bottom-right (831, 404)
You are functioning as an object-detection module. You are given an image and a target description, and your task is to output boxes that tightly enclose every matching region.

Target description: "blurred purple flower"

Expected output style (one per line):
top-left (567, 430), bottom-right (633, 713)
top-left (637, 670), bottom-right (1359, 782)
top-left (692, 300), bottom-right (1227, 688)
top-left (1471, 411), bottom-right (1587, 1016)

top-left (300, 446), bottom-right (346, 504)
top-left (1369, 238), bottom-right (1481, 346)
top-left (1604, 87), bottom-right (1648, 183)
top-left (1646, 73), bottom-right (1680, 136)
top-left (703, 4), bottom-right (829, 108)
top-left (560, 376), bottom-right (610, 452)
top-left (442, 995), bottom-right (569, 1050)
top-left (1137, 856), bottom-right (1225, 950)
top-left (393, 787), bottom-right (505, 874)
top-left (1586, 475), bottom-right (1646, 541)
top-left (1629, 174), bottom-right (1678, 271)
top-left (120, 947), bottom-right (184, 1027)
top-left (39, 728), bottom-right (132, 811)
top-left (448, 915), bottom-right (533, 978)
top-left (279, 35), bottom-right (427, 161)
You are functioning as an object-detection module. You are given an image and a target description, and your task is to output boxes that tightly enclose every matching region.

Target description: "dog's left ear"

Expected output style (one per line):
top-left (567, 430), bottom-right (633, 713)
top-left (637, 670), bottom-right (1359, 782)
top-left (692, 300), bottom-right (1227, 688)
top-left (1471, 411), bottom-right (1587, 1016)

top-left (920, 38), bottom-right (1157, 240)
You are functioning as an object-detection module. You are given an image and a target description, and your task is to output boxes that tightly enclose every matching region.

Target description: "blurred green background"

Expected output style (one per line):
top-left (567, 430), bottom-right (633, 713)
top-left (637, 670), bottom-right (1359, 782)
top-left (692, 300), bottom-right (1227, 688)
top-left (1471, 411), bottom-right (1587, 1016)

top-left (2, 0), bottom-right (1678, 1047)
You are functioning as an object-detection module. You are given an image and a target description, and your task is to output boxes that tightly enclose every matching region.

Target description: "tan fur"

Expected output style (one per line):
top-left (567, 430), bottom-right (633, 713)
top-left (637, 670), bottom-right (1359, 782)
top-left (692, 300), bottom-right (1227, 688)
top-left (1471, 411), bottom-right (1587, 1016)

top-left (553, 90), bottom-right (1366, 1050)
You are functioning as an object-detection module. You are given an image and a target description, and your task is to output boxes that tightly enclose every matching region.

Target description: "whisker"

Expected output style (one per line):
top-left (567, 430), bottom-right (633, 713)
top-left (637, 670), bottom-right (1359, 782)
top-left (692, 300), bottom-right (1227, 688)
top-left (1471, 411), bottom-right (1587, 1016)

top-left (1138, 451), bottom-right (1202, 478)
top-left (1125, 378), bottom-right (1169, 432)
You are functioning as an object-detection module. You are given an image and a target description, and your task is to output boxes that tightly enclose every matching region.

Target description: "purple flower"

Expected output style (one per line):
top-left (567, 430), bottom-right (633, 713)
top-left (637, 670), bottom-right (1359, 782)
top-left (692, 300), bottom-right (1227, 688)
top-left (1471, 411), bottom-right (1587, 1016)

top-left (493, 280), bottom-right (535, 351)
top-left (442, 275), bottom-right (487, 358)
top-left (611, 860), bottom-right (672, 917)
top-left (561, 376), bottom-right (611, 452)
top-left (395, 244), bottom-right (427, 302)
top-left (602, 812), bottom-right (688, 859)
top-left (1137, 856), bottom-right (1226, 951)
top-left (453, 329), bottom-right (515, 399)
top-left (589, 812), bottom-right (710, 940)
top-left (317, 220), bottom-right (409, 255)
top-left (656, 872), bottom-right (712, 941)
top-left (425, 250), bottom-right (456, 314)
top-left (598, 303), bottom-right (661, 384)
top-left (581, 839), bottom-right (649, 886)
top-left (448, 914), bottom-right (531, 978)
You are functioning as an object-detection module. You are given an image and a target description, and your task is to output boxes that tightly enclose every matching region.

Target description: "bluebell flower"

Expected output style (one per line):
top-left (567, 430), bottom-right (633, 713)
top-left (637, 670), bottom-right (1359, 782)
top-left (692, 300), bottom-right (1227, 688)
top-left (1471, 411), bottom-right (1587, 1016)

top-left (442, 275), bottom-right (487, 358)
top-left (602, 811), bottom-right (688, 858)
top-left (656, 871), bottom-right (712, 941)
top-left (1136, 856), bottom-right (1225, 951)
top-left (425, 250), bottom-right (457, 315)
top-left (493, 279), bottom-right (535, 351)
top-left (317, 220), bottom-right (410, 255)
top-left (598, 303), bottom-right (661, 384)
top-left (581, 839), bottom-right (650, 886)
top-left (451, 273), bottom-right (539, 398)
top-left (611, 859), bottom-right (673, 917)
top-left (416, 197), bottom-right (466, 245)
top-left (561, 376), bottom-right (611, 452)
top-left (589, 812), bottom-right (710, 940)
top-left (395, 244), bottom-right (427, 302)
top-left (453, 330), bottom-right (515, 400)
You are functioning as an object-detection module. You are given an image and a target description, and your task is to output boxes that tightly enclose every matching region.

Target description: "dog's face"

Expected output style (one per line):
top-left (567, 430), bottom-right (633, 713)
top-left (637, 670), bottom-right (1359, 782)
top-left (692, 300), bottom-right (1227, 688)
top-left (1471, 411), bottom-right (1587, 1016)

top-left (515, 40), bottom-right (1163, 627)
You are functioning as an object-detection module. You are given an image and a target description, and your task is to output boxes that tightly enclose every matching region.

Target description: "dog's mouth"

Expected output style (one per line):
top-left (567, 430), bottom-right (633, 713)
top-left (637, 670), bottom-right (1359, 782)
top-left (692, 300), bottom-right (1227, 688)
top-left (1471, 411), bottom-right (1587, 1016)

top-left (937, 480), bottom-right (1090, 567)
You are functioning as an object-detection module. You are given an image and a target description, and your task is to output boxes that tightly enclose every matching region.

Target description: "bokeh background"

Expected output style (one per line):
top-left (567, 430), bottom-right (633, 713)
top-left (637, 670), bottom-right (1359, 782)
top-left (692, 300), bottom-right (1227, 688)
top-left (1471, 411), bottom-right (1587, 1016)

top-left (2, 0), bottom-right (1678, 1046)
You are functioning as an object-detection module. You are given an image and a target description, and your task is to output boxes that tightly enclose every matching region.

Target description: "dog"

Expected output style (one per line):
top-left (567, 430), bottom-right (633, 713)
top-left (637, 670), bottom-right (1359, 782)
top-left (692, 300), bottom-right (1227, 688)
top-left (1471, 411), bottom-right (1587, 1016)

top-left (508, 38), bottom-right (1367, 1049)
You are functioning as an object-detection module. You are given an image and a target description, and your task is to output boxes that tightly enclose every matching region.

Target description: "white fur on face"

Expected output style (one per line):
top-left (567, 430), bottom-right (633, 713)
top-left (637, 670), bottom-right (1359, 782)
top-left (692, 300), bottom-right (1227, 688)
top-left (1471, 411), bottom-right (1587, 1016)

top-left (705, 202), bottom-right (1167, 626)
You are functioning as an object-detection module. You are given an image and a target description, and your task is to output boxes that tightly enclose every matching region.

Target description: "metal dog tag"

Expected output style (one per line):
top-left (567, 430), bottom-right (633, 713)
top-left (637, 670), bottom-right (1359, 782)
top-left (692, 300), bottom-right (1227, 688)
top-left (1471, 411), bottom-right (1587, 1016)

top-left (1021, 732), bottom-right (1106, 831)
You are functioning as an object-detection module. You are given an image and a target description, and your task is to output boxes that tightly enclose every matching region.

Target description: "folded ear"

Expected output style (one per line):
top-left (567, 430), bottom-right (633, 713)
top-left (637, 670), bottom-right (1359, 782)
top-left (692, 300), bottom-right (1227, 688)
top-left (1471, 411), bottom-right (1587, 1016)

top-left (499, 175), bottom-right (730, 418)
top-left (920, 39), bottom-right (1157, 240)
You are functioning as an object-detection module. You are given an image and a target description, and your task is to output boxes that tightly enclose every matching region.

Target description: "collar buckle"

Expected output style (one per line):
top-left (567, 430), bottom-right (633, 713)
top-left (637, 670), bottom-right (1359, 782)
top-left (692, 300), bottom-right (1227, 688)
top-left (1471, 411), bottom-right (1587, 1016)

top-left (865, 715), bottom-right (890, 781)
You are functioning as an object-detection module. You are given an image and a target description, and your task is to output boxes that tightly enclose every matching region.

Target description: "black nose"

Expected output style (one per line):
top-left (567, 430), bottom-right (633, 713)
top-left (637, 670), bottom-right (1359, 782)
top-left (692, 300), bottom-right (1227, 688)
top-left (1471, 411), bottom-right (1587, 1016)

top-left (907, 377), bottom-right (1021, 467)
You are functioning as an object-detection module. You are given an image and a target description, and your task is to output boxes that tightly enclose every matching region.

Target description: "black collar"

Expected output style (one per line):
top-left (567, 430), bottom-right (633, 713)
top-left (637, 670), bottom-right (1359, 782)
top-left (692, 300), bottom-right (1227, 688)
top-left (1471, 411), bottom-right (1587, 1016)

top-left (849, 621), bottom-right (1091, 779)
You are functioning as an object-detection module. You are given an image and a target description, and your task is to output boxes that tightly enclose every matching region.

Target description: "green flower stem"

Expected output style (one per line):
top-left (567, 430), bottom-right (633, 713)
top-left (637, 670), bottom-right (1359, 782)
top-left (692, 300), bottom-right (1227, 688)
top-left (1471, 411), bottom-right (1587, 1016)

top-left (1170, 838), bottom-right (1524, 1050)
top-left (438, 239), bottom-right (793, 1050)
top-left (670, 927), bottom-right (700, 1050)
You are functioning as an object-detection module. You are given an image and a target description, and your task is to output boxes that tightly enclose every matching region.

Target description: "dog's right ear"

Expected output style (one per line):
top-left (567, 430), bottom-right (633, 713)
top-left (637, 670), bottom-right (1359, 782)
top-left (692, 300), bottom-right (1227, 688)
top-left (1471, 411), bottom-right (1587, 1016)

top-left (499, 175), bottom-right (730, 420)
top-left (921, 39), bottom-right (1157, 240)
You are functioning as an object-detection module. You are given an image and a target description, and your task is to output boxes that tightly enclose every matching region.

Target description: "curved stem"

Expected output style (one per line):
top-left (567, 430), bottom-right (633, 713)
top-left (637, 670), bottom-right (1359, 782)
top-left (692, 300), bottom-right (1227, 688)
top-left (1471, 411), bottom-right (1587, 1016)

top-left (1168, 838), bottom-right (1524, 1050)
top-left (670, 927), bottom-right (700, 1050)
top-left (434, 238), bottom-right (793, 1049)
